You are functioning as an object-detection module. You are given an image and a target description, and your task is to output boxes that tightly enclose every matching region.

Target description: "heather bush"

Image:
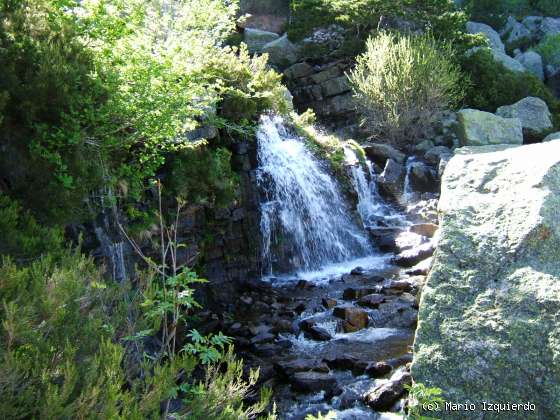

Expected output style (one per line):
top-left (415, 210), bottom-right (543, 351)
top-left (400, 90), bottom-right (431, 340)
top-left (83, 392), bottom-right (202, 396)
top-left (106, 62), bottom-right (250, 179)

top-left (349, 32), bottom-right (464, 148)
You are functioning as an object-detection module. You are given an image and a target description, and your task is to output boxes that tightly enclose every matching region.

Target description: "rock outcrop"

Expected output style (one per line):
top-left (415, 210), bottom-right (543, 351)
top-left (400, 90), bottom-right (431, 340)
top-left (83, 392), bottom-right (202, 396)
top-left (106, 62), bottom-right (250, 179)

top-left (457, 109), bottom-right (523, 146)
top-left (413, 142), bottom-right (560, 419)
top-left (496, 97), bottom-right (553, 140)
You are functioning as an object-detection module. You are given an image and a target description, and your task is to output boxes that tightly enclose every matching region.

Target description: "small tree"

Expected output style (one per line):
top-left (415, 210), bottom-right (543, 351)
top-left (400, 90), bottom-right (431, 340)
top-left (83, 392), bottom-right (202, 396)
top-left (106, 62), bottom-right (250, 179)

top-left (349, 31), bottom-right (464, 149)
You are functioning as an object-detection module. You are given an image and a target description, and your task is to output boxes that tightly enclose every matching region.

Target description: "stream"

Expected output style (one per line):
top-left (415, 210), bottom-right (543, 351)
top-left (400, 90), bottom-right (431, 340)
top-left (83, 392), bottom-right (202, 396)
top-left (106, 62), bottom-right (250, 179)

top-left (230, 116), bottom-right (431, 419)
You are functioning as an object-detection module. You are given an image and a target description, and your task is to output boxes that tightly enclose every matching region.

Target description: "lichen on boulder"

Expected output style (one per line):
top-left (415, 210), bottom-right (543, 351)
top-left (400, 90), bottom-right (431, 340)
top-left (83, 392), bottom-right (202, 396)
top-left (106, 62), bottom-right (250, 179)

top-left (412, 142), bottom-right (560, 419)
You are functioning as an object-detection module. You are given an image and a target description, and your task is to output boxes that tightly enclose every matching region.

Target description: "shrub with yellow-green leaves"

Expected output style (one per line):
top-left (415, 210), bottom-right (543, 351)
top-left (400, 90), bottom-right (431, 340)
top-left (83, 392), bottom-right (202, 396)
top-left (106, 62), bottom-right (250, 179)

top-left (349, 31), bottom-right (464, 148)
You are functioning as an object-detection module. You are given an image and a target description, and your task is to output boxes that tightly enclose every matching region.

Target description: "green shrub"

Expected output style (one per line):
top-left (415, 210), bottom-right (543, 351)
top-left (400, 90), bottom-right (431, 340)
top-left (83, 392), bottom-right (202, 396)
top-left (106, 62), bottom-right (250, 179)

top-left (461, 48), bottom-right (560, 128)
top-left (464, 0), bottom-right (560, 27)
top-left (0, 194), bottom-right (65, 260)
top-left (535, 34), bottom-right (560, 68)
top-left (349, 32), bottom-right (464, 148)
top-left (533, 0), bottom-right (560, 15)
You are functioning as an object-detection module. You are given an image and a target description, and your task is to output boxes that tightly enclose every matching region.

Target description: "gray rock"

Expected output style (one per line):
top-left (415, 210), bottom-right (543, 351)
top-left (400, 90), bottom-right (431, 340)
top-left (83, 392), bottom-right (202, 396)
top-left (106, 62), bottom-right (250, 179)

top-left (542, 17), bottom-right (560, 38)
top-left (544, 131), bottom-right (560, 142)
top-left (491, 49), bottom-right (527, 73)
top-left (290, 371), bottom-right (339, 394)
top-left (392, 242), bottom-right (435, 268)
top-left (364, 369), bottom-right (412, 411)
top-left (378, 159), bottom-right (405, 199)
top-left (457, 109), bottom-right (523, 146)
top-left (522, 16), bottom-right (544, 38)
top-left (262, 34), bottom-right (299, 67)
top-left (501, 16), bottom-right (532, 44)
top-left (413, 139), bottom-right (435, 153)
top-left (325, 93), bottom-right (354, 115)
top-left (467, 21), bottom-right (505, 52)
top-left (412, 142), bottom-right (560, 419)
top-left (320, 76), bottom-right (351, 97)
top-left (357, 294), bottom-right (386, 309)
top-left (275, 359), bottom-right (330, 377)
top-left (514, 50), bottom-right (544, 80)
top-left (310, 66), bottom-right (341, 84)
top-left (283, 62), bottom-right (314, 79)
top-left (363, 143), bottom-right (406, 166)
top-left (496, 97), bottom-right (553, 138)
top-left (333, 306), bottom-right (369, 332)
top-left (408, 161), bottom-right (438, 194)
top-left (243, 28), bottom-right (279, 53)
top-left (424, 146), bottom-right (452, 165)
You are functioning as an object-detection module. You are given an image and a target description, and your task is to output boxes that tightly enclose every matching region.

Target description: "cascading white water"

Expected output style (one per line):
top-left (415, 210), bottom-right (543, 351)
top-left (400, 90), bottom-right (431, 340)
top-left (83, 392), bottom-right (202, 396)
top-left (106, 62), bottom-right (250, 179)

top-left (256, 116), bottom-right (371, 275)
top-left (344, 147), bottom-right (408, 230)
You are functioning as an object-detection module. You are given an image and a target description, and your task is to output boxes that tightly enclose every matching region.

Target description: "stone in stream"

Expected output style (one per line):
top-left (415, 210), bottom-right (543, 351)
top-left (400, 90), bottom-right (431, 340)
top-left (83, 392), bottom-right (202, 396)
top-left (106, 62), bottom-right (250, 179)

top-left (357, 293), bottom-right (386, 309)
top-left (378, 159), bottom-right (406, 200)
top-left (363, 369), bottom-right (412, 411)
top-left (365, 361), bottom-right (393, 378)
top-left (342, 287), bottom-right (378, 300)
top-left (275, 359), bottom-right (330, 378)
top-left (383, 279), bottom-right (416, 295)
top-left (392, 242), bottom-right (435, 268)
top-left (405, 257), bottom-right (433, 276)
top-left (290, 371), bottom-right (341, 395)
top-left (333, 306), bottom-right (369, 332)
top-left (322, 297), bottom-right (337, 309)
top-left (299, 319), bottom-right (332, 341)
top-left (362, 142), bottom-right (406, 166)
top-left (323, 355), bottom-right (369, 375)
top-left (413, 142), bottom-right (560, 418)
top-left (409, 223), bottom-right (438, 238)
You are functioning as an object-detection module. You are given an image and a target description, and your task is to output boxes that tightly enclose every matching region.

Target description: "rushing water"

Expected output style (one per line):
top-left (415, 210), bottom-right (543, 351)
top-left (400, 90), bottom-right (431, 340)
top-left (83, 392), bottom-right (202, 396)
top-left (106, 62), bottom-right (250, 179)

top-left (256, 116), bottom-right (371, 275)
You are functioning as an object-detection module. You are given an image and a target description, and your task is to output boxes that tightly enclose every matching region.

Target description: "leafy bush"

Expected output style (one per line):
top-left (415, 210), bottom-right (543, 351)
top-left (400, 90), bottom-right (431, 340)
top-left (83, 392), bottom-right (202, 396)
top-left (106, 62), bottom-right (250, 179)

top-left (461, 48), bottom-right (560, 127)
top-left (0, 191), bottom-right (275, 419)
top-left (0, 0), bottom-right (287, 222)
top-left (349, 32), bottom-right (464, 148)
top-left (535, 34), bottom-right (560, 68)
top-left (405, 383), bottom-right (445, 419)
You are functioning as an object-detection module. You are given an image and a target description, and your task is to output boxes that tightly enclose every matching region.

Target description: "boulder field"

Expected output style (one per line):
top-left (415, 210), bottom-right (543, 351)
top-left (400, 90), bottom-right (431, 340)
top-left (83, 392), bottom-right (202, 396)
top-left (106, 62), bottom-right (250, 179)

top-left (412, 141), bottom-right (560, 419)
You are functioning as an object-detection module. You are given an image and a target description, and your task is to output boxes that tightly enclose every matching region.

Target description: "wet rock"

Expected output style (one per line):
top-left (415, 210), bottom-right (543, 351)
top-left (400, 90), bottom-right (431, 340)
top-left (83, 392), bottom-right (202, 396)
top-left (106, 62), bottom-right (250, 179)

top-left (384, 279), bottom-right (416, 294)
top-left (250, 332), bottom-right (275, 345)
top-left (342, 288), bottom-right (377, 300)
top-left (272, 319), bottom-right (295, 334)
top-left (357, 293), bottom-right (386, 309)
top-left (324, 355), bottom-right (368, 375)
top-left (378, 159), bottom-right (405, 200)
top-left (362, 142), bottom-right (406, 166)
top-left (321, 76), bottom-right (351, 97)
top-left (337, 388), bottom-right (362, 410)
top-left (299, 319), bottom-right (333, 341)
top-left (405, 257), bottom-right (433, 276)
top-left (240, 295), bottom-right (253, 305)
top-left (365, 361), bottom-right (392, 378)
top-left (350, 266), bottom-right (365, 275)
top-left (457, 109), bottom-right (523, 146)
top-left (296, 279), bottom-right (315, 290)
top-left (275, 359), bottom-right (330, 377)
top-left (333, 306), bottom-right (369, 332)
top-left (322, 297), bottom-right (338, 309)
top-left (410, 223), bottom-right (438, 238)
top-left (408, 161), bottom-right (438, 194)
top-left (392, 242), bottom-right (435, 268)
top-left (424, 146), bottom-right (452, 165)
top-left (544, 132), bottom-right (560, 142)
top-left (363, 370), bottom-right (412, 411)
top-left (367, 227), bottom-right (402, 252)
top-left (290, 371), bottom-right (340, 394)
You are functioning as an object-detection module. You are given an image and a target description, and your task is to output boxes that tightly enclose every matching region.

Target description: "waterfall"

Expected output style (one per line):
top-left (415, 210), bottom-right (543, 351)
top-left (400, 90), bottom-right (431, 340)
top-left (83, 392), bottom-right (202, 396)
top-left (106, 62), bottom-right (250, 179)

top-left (256, 116), bottom-right (371, 275)
top-left (344, 147), bottom-right (408, 230)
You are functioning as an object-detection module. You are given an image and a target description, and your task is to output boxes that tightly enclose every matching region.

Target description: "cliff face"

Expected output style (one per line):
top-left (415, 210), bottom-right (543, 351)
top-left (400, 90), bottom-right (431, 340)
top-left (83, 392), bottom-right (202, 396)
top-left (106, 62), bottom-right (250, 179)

top-left (412, 142), bottom-right (560, 419)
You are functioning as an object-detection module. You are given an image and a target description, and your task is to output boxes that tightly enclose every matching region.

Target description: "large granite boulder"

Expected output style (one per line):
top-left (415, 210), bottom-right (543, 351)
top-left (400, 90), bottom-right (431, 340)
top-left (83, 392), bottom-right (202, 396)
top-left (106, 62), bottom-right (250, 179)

top-left (412, 142), bottom-right (560, 419)
top-left (243, 28), bottom-right (279, 53)
top-left (501, 16), bottom-right (532, 44)
top-left (514, 50), bottom-right (544, 80)
top-left (496, 97), bottom-right (553, 139)
top-left (262, 34), bottom-right (299, 67)
top-left (466, 21), bottom-right (505, 53)
top-left (457, 109), bottom-right (523, 146)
